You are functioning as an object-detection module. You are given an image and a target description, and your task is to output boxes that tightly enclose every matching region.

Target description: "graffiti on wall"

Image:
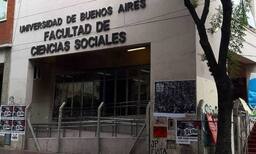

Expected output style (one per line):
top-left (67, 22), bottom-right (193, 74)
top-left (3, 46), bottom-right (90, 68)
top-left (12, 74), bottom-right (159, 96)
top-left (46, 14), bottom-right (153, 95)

top-left (151, 139), bottom-right (167, 154)
top-left (200, 103), bottom-right (218, 145)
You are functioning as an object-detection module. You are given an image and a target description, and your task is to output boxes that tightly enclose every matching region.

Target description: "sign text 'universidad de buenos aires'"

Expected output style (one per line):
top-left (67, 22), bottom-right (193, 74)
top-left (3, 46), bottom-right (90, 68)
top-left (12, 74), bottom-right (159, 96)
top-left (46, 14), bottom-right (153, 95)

top-left (18, 0), bottom-right (146, 57)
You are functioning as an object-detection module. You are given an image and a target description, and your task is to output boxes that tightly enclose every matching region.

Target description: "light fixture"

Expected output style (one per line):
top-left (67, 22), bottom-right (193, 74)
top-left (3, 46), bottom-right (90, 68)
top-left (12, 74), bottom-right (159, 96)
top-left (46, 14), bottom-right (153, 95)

top-left (140, 69), bottom-right (150, 73)
top-left (127, 47), bottom-right (146, 52)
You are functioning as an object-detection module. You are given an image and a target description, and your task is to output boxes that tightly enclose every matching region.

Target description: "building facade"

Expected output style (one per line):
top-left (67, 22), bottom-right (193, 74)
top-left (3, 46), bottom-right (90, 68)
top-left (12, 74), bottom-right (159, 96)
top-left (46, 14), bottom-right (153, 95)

top-left (1, 0), bottom-right (256, 153)
top-left (0, 0), bottom-right (14, 105)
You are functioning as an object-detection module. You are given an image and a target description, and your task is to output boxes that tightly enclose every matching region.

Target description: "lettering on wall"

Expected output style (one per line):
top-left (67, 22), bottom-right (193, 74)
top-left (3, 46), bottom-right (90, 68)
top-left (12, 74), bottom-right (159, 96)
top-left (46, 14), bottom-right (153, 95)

top-left (18, 0), bottom-right (147, 57)
top-left (151, 139), bottom-right (167, 154)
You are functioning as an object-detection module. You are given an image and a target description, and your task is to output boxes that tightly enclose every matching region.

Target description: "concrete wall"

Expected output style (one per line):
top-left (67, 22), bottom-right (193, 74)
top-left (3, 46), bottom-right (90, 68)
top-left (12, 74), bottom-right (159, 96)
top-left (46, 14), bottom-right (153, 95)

top-left (195, 1), bottom-right (256, 107)
top-left (10, 0), bottom-right (196, 119)
top-left (6, 0), bottom-right (256, 153)
top-left (30, 63), bottom-right (55, 124)
top-left (195, 1), bottom-right (222, 107)
top-left (240, 30), bottom-right (256, 62)
top-left (1, 48), bottom-right (11, 104)
top-left (27, 137), bottom-right (147, 154)
top-left (8, 0), bottom-right (198, 152)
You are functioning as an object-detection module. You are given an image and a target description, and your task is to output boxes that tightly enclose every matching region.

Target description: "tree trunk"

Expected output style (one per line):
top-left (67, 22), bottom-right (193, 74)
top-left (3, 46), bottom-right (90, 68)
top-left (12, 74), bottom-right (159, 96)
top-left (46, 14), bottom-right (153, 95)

top-left (183, 0), bottom-right (233, 153)
top-left (215, 73), bottom-right (234, 154)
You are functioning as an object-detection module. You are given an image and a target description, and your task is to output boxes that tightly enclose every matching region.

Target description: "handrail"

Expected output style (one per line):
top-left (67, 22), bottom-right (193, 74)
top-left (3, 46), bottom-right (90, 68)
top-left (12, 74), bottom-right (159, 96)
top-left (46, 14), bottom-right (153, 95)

top-left (97, 102), bottom-right (104, 154)
top-left (147, 101), bottom-right (152, 154)
top-left (129, 123), bottom-right (146, 154)
top-left (243, 136), bottom-right (248, 154)
top-left (30, 114), bottom-right (146, 139)
top-left (32, 119), bottom-right (145, 126)
top-left (25, 102), bottom-right (41, 152)
top-left (129, 101), bottom-right (151, 154)
top-left (57, 101), bottom-right (66, 153)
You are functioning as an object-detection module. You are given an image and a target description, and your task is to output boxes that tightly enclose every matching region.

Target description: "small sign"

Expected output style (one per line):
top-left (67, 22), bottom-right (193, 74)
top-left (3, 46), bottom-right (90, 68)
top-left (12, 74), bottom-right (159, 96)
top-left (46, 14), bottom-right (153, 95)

top-left (154, 116), bottom-right (167, 127)
top-left (0, 120), bottom-right (12, 133)
top-left (11, 133), bottom-right (18, 141)
top-left (12, 120), bottom-right (25, 132)
top-left (176, 120), bottom-right (199, 144)
top-left (1, 106), bottom-right (13, 119)
top-left (4, 134), bottom-right (11, 145)
top-left (153, 126), bottom-right (167, 138)
top-left (13, 106), bottom-right (25, 119)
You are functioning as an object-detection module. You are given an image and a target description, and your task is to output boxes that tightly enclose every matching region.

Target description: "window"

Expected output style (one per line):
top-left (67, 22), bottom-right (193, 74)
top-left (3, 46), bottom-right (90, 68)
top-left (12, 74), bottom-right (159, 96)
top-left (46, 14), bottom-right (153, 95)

top-left (0, 0), bottom-right (7, 21)
top-left (53, 65), bottom-right (150, 120)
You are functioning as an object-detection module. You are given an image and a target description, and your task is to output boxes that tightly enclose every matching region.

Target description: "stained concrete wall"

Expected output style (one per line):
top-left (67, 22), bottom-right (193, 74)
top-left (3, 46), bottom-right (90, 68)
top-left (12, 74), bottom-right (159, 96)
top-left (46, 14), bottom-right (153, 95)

top-left (1, 50), bottom-right (11, 105)
top-left (30, 63), bottom-right (55, 124)
top-left (10, 0), bottom-right (196, 106)
top-left (9, 0), bottom-right (197, 152)
top-left (27, 137), bottom-right (147, 154)
top-left (195, 1), bottom-right (221, 108)
top-left (0, 48), bottom-right (11, 105)
top-left (195, 0), bottom-right (256, 107)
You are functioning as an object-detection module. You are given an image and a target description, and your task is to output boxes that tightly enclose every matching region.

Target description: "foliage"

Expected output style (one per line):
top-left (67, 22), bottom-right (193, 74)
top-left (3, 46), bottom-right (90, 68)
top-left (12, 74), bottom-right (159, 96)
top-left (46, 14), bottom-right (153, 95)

top-left (209, 0), bottom-right (250, 75)
top-left (191, 0), bottom-right (199, 7)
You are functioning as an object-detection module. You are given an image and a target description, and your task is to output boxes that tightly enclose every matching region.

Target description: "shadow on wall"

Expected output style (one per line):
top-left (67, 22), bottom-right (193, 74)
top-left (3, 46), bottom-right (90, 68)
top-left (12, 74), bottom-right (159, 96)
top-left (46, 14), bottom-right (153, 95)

top-left (180, 145), bottom-right (193, 154)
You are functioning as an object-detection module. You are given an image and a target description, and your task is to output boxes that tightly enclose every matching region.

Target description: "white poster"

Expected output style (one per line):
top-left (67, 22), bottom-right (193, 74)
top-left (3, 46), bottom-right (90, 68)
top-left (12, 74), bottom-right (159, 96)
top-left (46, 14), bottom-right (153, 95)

top-left (176, 120), bottom-right (199, 145)
top-left (11, 133), bottom-right (18, 141)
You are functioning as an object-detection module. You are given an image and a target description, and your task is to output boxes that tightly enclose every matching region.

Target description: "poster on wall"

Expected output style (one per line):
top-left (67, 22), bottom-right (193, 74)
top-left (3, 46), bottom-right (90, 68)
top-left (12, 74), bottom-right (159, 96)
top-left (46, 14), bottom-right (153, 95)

top-left (155, 80), bottom-right (196, 114)
top-left (0, 0), bottom-right (7, 21)
top-left (11, 133), bottom-right (18, 141)
top-left (176, 120), bottom-right (200, 144)
top-left (248, 73), bottom-right (256, 109)
top-left (1, 106), bottom-right (13, 119)
top-left (13, 106), bottom-right (25, 119)
top-left (154, 116), bottom-right (167, 127)
top-left (153, 116), bottom-right (168, 138)
top-left (12, 120), bottom-right (25, 133)
top-left (0, 105), bottom-right (26, 134)
top-left (0, 120), bottom-right (12, 133)
top-left (167, 118), bottom-right (176, 140)
top-left (153, 126), bottom-right (168, 138)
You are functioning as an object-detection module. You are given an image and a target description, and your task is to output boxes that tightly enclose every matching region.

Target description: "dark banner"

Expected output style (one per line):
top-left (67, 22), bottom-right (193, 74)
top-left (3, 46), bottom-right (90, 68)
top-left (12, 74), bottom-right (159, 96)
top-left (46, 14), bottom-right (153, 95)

top-left (155, 80), bottom-right (196, 114)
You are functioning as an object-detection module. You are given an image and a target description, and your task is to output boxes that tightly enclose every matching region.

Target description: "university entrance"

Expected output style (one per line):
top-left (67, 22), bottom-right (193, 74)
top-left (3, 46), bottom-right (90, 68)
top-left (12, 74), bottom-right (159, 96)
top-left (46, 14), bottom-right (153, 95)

top-left (31, 45), bottom-right (150, 121)
top-left (53, 65), bottom-right (150, 119)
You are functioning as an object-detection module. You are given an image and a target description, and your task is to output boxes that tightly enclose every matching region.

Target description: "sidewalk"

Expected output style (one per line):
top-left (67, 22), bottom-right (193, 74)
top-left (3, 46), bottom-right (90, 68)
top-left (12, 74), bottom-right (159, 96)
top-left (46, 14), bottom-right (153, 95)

top-left (0, 149), bottom-right (57, 154)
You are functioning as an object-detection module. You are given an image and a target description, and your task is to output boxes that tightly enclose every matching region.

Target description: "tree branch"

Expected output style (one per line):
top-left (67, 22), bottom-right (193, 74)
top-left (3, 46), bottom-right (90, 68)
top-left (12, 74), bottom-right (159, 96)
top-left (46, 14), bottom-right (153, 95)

top-left (201, 0), bottom-right (210, 24)
top-left (184, 0), bottom-right (201, 25)
top-left (184, 0), bottom-right (218, 74)
top-left (218, 0), bottom-right (232, 73)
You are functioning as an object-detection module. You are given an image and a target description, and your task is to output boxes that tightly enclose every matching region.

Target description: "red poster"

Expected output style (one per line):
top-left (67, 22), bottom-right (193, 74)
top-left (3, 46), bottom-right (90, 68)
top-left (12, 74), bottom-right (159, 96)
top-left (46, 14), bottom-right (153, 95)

top-left (207, 114), bottom-right (217, 144)
top-left (153, 126), bottom-right (167, 138)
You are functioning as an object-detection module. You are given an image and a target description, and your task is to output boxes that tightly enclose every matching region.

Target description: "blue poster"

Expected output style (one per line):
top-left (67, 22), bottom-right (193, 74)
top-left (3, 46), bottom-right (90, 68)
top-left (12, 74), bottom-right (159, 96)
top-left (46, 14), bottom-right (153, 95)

top-left (248, 74), bottom-right (256, 109)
